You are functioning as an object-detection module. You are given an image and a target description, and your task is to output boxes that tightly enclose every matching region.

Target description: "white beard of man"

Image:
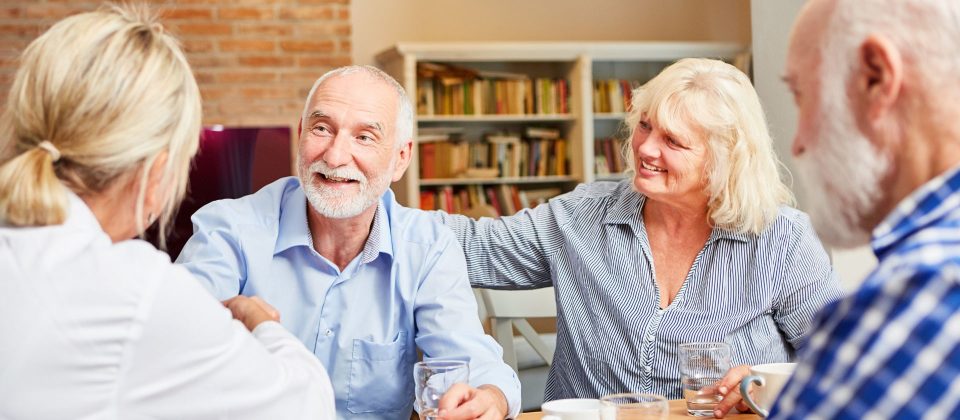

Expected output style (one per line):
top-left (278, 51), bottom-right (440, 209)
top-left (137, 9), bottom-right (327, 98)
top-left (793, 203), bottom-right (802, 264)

top-left (301, 158), bottom-right (394, 219)
top-left (794, 70), bottom-right (891, 248)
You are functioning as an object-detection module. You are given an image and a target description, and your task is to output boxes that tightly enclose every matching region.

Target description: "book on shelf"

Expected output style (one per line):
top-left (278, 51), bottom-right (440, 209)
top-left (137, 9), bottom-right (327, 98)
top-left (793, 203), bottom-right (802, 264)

top-left (419, 185), bottom-right (564, 216)
top-left (418, 128), bottom-right (570, 180)
top-left (525, 126), bottom-right (561, 139)
top-left (416, 62), bottom-right (570, 116)
top-left (417, 126), bottom-right (464, 143)
top-left (595, 137), bottom-right (628, 175)
top-left (593, 79), bottom-right (640, 113)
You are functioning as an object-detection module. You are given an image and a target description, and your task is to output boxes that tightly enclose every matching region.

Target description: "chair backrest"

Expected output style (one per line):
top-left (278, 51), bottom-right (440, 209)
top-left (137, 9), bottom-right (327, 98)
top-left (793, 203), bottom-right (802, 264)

top-left (477, 287), bottom-right (557, 371)
top-left (479, 288), bottom-right (557, 319)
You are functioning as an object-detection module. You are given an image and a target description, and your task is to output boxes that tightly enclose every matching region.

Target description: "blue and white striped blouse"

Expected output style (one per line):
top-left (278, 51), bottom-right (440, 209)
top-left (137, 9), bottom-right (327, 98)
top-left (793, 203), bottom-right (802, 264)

top-left (435, 180), bottom-right (843, 400)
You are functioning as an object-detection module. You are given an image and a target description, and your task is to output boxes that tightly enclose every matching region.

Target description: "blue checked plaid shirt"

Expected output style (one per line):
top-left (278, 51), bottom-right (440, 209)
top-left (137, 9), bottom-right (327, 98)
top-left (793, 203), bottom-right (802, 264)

top-left (770, 166), bottom-right (960, 419)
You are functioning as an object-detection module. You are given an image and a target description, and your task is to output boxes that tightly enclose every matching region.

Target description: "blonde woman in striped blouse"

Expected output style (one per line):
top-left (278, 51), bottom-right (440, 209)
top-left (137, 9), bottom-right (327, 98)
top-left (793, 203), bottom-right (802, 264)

top-left (436, 58), bottom-right (843, 418)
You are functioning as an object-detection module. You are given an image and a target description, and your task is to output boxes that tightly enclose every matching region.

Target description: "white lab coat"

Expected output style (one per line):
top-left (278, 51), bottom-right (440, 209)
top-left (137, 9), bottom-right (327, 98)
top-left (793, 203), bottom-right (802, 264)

top-left (0, 193), bottom-right (335, 419)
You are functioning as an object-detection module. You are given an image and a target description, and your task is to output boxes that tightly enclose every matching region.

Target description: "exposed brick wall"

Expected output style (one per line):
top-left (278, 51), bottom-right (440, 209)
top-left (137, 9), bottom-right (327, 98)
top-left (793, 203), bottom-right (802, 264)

top-left (0, 0), bottom-right (352, 127)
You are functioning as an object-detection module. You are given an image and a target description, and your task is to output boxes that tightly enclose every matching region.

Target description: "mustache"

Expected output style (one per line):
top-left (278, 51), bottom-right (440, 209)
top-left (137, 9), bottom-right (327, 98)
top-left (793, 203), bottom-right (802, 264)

top-left (308, 160), bottom-right (366, 183)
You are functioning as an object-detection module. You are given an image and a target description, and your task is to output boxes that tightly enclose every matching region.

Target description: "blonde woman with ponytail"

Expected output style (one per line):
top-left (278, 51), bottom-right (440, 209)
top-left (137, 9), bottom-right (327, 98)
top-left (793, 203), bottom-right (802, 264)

top-left (0, 5), bottom-right (333, 419)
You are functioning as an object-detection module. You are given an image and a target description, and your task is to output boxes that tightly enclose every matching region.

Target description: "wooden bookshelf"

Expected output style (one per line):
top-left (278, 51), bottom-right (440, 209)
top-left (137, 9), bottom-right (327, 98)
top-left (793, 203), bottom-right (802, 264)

top-left (593, 112), bottom-right (628, 121)
top-left (376, 42), bottom-right (744, 215)
top-left (420, 176), bottom-right (578, 187)
top-left (418, 114), bottom-right (575, 123)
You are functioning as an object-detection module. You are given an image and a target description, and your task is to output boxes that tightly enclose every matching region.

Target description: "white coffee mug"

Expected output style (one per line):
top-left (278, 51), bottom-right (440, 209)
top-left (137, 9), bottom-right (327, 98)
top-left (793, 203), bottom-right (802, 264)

top-left (541, 398), bottom-right (602, 420)
top-left (740, 362), bottom-right (796, 417)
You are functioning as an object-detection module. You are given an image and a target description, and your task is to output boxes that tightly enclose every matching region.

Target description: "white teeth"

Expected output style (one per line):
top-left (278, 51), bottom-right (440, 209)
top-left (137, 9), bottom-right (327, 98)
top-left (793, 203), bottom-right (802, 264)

top-left (322, 174), bottom-right (353, 182)
top-left (641, 161), bottom-right (665, 172)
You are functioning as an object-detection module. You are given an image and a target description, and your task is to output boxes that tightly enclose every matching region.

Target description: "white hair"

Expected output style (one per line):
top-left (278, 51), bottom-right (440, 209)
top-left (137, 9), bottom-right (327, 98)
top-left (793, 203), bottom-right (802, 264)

top-left (624, 58), bottom-right (794, 235)
top-left (828, 0), bottom-right (960, 102)
top-left (301, 65), bottom-right (414, 150)
top-left (796, 0), bottom-right (960, 247)
top-left (794, 57), bottom-right (889, 247)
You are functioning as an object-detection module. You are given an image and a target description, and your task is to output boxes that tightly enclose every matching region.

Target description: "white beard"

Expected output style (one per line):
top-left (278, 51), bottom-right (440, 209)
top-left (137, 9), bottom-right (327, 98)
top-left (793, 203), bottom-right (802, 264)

top-left (300, 158), bottom-right (394, 219)
top-left (794, 81), bottom-right (891, 248)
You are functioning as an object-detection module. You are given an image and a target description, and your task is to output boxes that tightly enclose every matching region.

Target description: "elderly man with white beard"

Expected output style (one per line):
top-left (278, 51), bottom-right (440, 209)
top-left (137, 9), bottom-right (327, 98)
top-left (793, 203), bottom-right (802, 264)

top-left (770, 0), bottom-right (960, 418)
top-left (176, 66), bottom-right (520, 420)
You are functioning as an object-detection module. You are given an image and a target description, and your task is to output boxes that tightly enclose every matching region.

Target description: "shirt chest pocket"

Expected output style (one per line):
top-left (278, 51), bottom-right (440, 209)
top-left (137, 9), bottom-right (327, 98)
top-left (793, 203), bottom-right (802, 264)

top-left (346, 331), bottom-right (414, 414)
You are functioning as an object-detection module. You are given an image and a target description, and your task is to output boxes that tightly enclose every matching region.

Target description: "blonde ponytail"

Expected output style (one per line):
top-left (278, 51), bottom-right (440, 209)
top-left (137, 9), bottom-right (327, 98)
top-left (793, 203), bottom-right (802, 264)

top-left (0, 145), bottom-right (68, 226)
top-left (0, 3), bottom-right (201, 243)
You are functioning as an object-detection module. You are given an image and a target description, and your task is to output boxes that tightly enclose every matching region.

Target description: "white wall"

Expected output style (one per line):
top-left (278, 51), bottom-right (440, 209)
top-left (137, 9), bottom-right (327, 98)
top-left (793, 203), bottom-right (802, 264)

top-left (352, 0), bottom-right (751, 65)
top-left (751, 1), bottom-right (876, 291)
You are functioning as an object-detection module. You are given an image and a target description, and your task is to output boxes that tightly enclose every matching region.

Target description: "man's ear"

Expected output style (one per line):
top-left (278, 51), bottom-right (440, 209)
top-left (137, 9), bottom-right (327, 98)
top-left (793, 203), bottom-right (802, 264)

top-left (854, 34), bottom-right (903, 121)
top-left (392, 139), bottom-right (413, 182)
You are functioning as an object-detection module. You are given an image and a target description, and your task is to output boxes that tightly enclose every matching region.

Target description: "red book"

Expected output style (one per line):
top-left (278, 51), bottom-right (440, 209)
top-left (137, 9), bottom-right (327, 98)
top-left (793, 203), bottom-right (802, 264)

top-left (559, 79), bottom-right (568, 114)
top-left (443, 186), bottom-right (455, 212)
top-left (420, 143), bottom-right (436, 179)
top-left (510, 186), bottom-right (523, 211)
top-left (420, 191), bottom-right (436, 210)
top-left (485, 186), bottom-right (503, 217)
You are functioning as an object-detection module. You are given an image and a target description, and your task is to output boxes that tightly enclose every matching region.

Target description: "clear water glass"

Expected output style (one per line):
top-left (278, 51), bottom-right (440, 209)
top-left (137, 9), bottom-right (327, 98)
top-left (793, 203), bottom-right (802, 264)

top-left (414, 360), bottom-right (470, 420)
top-left (599, 393), bottom-right (669, 420)
top-left (679, 342), bottom-right (732, 416)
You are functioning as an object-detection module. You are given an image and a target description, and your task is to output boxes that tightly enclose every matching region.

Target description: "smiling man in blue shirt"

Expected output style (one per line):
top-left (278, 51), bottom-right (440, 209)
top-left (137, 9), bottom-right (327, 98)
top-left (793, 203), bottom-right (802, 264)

top-left (176, 66), bottom-right (519, 419)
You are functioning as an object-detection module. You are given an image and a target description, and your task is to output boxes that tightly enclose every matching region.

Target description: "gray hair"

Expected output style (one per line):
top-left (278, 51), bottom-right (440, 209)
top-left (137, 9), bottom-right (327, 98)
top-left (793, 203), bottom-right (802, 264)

top-left (301, 65), bottom-right (414, 149)
top-left (826, 0), bottom-right (960, 102)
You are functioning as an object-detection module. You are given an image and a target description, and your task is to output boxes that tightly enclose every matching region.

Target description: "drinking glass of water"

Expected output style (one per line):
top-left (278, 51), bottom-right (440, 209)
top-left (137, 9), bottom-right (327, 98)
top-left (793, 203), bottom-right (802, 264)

top-left (414, 360), bottom-right (470, 420)
top-left (600, 393), bottom-right (669, 419)
top-left (679, 342), bottom-right (732, 416)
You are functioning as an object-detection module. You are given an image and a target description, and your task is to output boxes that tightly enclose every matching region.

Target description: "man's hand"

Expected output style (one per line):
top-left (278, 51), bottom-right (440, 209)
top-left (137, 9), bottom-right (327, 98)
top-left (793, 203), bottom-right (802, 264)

top-left (223, 295), bottom-right (280, 332)
top-left (436, 383), bottom-right (509, 420)
top-left (713, 364), bottom-right (753, 418)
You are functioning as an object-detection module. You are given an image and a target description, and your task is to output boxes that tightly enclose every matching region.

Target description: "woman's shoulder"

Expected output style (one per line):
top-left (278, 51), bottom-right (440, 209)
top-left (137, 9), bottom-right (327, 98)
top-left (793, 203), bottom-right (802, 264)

top-left (544, 180), bottom-right (639, 224)
top-left (552, 180), bottom-right (634, 208)
top-left (754, 205), bottom-right (819, 246)
top-left (104, 239), bottom-right (183, 285)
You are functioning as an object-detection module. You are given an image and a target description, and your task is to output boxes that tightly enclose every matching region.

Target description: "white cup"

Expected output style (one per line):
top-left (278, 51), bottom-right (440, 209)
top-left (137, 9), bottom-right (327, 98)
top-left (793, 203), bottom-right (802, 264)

top-left (739, 362), bottom-right (796, 417)
top-left (541, 398), bottom-right (602, 420)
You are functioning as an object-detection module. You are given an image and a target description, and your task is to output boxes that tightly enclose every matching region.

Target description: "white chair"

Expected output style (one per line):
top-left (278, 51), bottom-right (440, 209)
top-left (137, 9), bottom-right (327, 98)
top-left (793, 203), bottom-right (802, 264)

top-left (475, 287), bottom-right (557, 411)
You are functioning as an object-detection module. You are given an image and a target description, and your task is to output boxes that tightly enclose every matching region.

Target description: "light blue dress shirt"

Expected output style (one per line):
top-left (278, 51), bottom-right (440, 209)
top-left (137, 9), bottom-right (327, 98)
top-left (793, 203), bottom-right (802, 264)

top-left (176, 177), bottom-right (521, 419)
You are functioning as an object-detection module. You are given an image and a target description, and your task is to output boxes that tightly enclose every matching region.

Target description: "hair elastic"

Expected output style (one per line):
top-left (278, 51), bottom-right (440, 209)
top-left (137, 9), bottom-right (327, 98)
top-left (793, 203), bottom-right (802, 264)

top-left (36, 140), bottom-right (61, 162)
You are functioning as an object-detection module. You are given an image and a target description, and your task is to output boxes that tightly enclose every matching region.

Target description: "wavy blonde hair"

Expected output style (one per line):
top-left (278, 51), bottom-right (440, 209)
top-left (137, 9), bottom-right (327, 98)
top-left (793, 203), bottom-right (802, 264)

top-left (0, 4), bottom-right (201, 248)
top-left (624, 58), bottom-right (793, 235)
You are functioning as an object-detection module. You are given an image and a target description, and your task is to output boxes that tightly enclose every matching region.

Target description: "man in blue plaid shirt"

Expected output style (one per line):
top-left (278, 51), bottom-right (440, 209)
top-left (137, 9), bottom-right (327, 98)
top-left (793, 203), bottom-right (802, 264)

top-left (771, 0), bottom-right (960, 418)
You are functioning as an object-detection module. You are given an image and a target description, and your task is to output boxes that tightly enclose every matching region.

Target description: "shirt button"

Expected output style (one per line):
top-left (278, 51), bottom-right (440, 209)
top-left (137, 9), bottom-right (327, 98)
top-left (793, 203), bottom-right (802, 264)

top-left (644, 366), bottom-right (652, 373)
top-left (324, 329), bottom-right (333, 337)
top-left (647, 334), bottom-right (655, 342)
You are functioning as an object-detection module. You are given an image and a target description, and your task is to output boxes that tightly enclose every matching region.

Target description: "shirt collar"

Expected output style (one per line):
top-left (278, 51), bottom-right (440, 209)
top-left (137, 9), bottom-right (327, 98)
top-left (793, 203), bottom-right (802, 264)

top-left (361, 198), bottom-right (394, 264)
top-left (61, 191), bottom-right (111, 244)
top-left (602, 184), bottom-right (749, 243)
top-left (871, 164), bottom-right (960, 259)
top-left (274, 184), bottom-right (396, 264)
top-left (274, 184), bottom-right (312, 253)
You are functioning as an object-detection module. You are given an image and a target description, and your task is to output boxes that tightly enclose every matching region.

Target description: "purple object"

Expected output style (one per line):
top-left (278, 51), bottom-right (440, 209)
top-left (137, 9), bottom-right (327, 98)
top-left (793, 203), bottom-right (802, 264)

top-left (149, 126), bottom-right (294, 259)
